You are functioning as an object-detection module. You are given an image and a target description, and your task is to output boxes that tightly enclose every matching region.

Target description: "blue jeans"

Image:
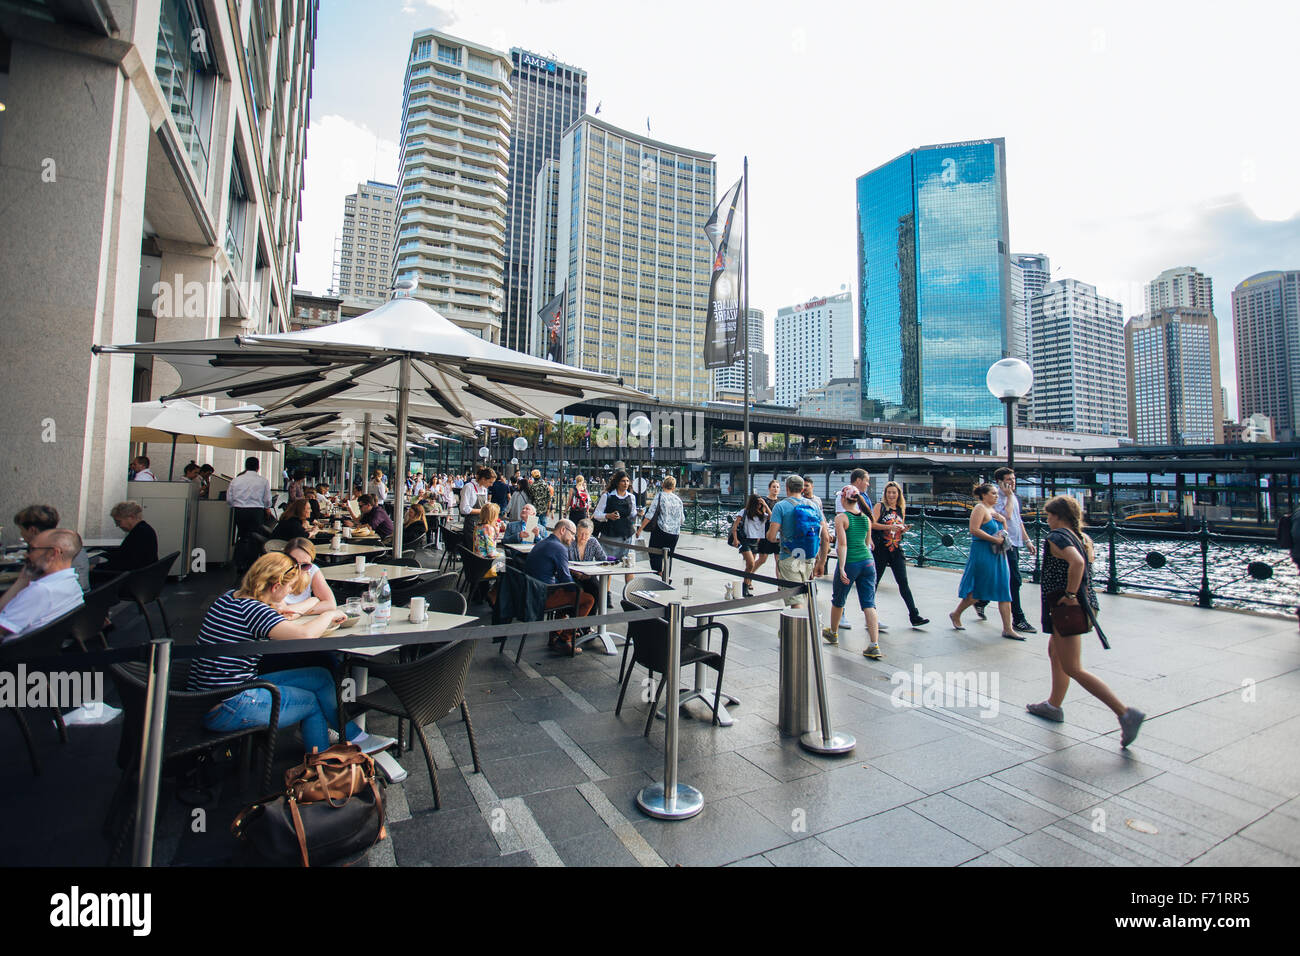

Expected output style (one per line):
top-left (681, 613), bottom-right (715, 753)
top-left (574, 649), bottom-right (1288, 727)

top-left (203, 667), bottom-right (358, 753)
top-left (831, 559), bottom-right (877, 609)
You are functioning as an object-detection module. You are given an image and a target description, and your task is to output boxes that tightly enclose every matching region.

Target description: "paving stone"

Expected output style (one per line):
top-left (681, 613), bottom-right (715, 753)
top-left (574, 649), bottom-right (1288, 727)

top-left (818, 806), bottom-right (983, 866)
top-left (1189, 835), bottom-right (1300, 867)
top-left (632, 795), bottom-right (792, 867)
top-left (736, 741), bottom-right (825, 783)
top-left (991, 764), bottom-right (1108, 814)
top-left (1237, 811), bottom-right (1300, 860)
top-left (506, 694), bottom-right (586, 724)
top-left (389, 806), bottom-right (501, 866)
top-left (479, 749), bottom-right (588, 799)
top-left (553, 827), bottom-right (642, 867)
top-left (868, 732), bottom-right (1029, 794)
top-left (740, 763), bottom-right (926, 838)
top-left (521, 786), bottom-right (609, 845)
top-left (1001, 829), bottom-right (1111, 867)
top-left (763, 837), bottom-right (853, 866)
top-left (946, 780), bottom-right (1065, 834)
top-left (907, 792), bottom-right (1025, 850)
top-left (1029, 741), bottom-right (1163, 794)
top-left (958, 852), bottom-right (1012, 866)
top-left (1117, 774), bottom-right (1272, 839)
top-left (468, 850), bottom-right (537, 867)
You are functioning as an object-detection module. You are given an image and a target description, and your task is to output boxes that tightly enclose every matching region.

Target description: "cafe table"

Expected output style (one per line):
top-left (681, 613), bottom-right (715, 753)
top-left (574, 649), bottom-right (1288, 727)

top-left (314, 542), bottom-right (389, 565)
top-left (629, 585), bottom-right (785, 727)
top-left (319, 562), bottom-right (432, 584)
top-left (567, 560), bottom-right (636, 656)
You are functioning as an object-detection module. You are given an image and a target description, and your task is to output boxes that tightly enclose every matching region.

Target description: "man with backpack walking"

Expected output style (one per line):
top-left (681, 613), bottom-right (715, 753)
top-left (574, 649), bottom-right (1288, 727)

top-left (766, 475), bottom-right (829, 608)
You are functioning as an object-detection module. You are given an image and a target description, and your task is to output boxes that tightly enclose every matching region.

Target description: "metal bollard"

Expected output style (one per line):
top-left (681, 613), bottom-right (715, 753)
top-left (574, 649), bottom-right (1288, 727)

top-left (637, 601), bottom-right (703, 820)
top-left (133, 638), bottom-right (172, 867)
top-left (778, 610), bottom-right (814, 735)
top-left (800, 579), bottom-right (856, 755)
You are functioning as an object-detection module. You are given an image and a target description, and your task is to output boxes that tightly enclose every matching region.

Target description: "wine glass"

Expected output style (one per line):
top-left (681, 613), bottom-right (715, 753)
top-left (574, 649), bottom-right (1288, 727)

top-left (361, 586), bottom-right (378, 631)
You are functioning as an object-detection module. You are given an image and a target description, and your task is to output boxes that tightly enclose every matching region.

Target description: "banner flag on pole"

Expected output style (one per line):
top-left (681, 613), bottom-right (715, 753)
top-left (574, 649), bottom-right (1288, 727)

top-left (539, 282), bottom-right (566, 364)
top-left (703, 175), bottom-right (745, 369)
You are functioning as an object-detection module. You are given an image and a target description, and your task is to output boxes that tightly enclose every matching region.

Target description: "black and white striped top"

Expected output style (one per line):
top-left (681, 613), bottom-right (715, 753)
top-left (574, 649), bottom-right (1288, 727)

top-left (186, 591), bottom-right (284, 692)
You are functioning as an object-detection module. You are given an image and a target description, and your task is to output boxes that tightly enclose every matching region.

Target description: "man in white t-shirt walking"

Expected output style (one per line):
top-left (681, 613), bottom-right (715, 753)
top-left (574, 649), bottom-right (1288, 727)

top-left (974, 466), bottom-right (1037, 634)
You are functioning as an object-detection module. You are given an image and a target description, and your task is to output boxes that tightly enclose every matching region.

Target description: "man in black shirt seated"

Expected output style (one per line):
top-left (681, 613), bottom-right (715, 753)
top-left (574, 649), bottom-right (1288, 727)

top-left (96, 501), bottom-right (159, 576)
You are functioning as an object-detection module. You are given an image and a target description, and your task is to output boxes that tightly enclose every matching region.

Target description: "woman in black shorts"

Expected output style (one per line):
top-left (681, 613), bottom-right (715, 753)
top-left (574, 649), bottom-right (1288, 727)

top-left (755, 480), bottom-right (781, 561)
top-left (729, 494), bottom-right (770, 597)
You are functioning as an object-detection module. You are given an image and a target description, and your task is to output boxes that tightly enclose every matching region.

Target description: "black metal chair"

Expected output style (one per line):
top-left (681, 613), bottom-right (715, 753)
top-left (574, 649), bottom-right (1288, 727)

top-left (413, 550), bottom-right (442, 571)
top-left (615, 600), bottom-right (730, 736)
top-left (493, 565), bottom-right (584, 662)
top-left (344, 640), bottom-right (479, 811)
top-left (104, 660), bottom-right (284, 864)
top-left (0, 604), bottom-right (83, 775)
top-left (619, 575), bottom-right (674, 684)
top-left (66, 573), bottom-right (129, 651)
top-left (117, 552), bottom-right (181, 641)
top-left (424, 589), bottom-right (468, 616)
top-left (456, 547), bottom-right (495, 606)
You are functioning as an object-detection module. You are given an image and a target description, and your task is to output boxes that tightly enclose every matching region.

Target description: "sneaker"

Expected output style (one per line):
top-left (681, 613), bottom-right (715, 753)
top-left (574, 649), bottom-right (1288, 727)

top-left (1119, 708), bottom-right (1145, 748)
top-left (863, 643), bottom-right (882, 660)
top-left (974, 604), bottom-right (987, 621)
top-left (821, 627), bottom-right (838, 644)
top-left (1026, 700), bottom-right (1065, 722)
top-left (909, 614), bottom-right (930, 628)
top-left (1013, 619), bottom-right (1037, 634)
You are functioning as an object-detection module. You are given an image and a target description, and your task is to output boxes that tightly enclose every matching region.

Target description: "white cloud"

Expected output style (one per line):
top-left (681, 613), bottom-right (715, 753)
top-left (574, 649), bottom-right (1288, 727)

top-left (294, 115), bottom-right (400, 295)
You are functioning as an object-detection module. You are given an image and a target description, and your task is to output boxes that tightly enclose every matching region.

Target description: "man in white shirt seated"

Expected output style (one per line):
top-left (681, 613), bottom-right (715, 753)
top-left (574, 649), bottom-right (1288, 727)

top-left (0, 529), bottom-right (85, 640)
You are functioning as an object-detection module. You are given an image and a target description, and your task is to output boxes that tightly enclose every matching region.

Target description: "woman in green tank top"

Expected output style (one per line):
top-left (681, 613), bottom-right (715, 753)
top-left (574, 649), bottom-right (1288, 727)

top-left (826, 487), bottom-right (881, 659)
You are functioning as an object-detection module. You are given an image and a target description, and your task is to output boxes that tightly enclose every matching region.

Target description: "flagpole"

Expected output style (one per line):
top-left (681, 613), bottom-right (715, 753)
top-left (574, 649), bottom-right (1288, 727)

top-left (741, 156), bottom-right (751, 500)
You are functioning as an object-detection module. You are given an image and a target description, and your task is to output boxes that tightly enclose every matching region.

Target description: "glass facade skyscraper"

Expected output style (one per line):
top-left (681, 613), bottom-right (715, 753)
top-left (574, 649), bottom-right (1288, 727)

top-left (856, 139), bottom-right (1012, 429)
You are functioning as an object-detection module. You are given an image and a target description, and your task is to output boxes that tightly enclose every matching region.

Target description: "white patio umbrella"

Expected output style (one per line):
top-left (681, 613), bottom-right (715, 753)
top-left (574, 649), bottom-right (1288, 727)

top-left (97, 296), bottom-right (651, 554)
top-left (130, 399), bottom-right (279, 479)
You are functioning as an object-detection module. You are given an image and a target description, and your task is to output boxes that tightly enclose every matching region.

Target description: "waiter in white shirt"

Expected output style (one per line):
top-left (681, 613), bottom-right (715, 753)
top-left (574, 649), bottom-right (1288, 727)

top-left (0, 529), bottom-right (85, 640)
top-left (129, 456), bottom-right (156, 481)
top-left (367, 470), bottom-right (388, 505)
top-left (227, 456), bottom-right (274, 540)
top-left (459, 467), bottom-right (492, 548)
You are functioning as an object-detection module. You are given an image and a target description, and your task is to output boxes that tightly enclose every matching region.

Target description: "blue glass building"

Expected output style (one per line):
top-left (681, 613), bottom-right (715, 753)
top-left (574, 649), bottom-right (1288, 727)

top-left (856, 139), bottom-right (1012, 429)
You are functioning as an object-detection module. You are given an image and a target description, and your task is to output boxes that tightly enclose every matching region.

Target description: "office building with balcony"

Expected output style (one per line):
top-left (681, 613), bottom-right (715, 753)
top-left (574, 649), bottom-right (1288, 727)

top-left (1030, 279), bottom-right (1127, 437)
top-left (0, 0), bottom-right (318, 537)
top-left (501, 49), bottom-right (586, 354)
top-left (856, 138), bottom-right (1013, 429)
top-left (337, 180), bottom-right (397, 306)
top-left (1125, 308), bottom-right (1223, 445)
top-left (544, 114), bottom-right (715, 403)
top-left (395, 30), bottom-right (512, 341)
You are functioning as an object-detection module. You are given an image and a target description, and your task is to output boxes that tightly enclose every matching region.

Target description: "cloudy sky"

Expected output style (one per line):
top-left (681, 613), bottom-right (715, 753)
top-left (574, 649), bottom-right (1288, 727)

top-left (296, 0), bottom-right (1300, 415)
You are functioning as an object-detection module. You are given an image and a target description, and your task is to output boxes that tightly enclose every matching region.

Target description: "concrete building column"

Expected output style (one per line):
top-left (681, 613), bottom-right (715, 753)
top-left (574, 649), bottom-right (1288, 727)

top-left (0, 11), bottom-right (156, 539)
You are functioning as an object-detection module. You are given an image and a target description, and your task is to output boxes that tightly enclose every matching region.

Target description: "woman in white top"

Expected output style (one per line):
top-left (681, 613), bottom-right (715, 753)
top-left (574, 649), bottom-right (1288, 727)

top-left (276, 538), bottom-right (336, 616)
top-left (594, 470), bottom-right (638, 585)
top-left (729, 494), bottom-right (770, 597)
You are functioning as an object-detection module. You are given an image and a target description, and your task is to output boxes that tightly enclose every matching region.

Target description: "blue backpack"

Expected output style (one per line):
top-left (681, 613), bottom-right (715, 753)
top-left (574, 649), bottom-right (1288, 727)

top-left (783, 500), bottom-right (822, 559)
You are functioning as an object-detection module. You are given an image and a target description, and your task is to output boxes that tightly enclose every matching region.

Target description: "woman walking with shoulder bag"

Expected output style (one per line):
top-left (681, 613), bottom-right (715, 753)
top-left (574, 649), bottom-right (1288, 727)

top-left (1026, 495), bottom-right (1144, 748)
top-left (638, 476), bottom-right (683, 576)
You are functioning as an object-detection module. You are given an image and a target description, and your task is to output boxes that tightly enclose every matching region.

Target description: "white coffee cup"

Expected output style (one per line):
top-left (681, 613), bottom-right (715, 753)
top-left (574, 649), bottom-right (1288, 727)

top-left (331, 534), bottom-right (341, 552)
top-left (333, 520), bottom-right (341, 531)
top-left (409, 596), bottom-right (426, 624)
top-left (355, 556), bottom-right (366, 575)
top-left (343, 527), bottom-right (352, 538)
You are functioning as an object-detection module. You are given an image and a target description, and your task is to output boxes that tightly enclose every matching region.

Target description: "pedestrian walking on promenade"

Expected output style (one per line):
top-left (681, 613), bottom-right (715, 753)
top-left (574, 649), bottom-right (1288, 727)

top-left (1027, 495), bottom-right (1144, 748)
top-left (974, 467), bottom-right (1037, 633)
top-left (950, 483), bottom-right (1016, 637)
top-left (638, 475), bottom-right (683, 576)
top-left (871, 481), bottom-right (928, 627)
top-left (765, 475), bottom-right (828, 609)
top-left (729, 494), bottom-right (771, 596)
top-left (825, 486), bottom-right (881, 658)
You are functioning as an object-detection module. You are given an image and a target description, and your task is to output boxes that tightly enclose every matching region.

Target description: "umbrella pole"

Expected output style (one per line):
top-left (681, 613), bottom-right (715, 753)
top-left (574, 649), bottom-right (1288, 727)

top-left (361, 414), bottom-right (372, 499)
top-left (168, 435), bottom-right (177, 480)
top-left (393, 356), bottom-right (411, 559)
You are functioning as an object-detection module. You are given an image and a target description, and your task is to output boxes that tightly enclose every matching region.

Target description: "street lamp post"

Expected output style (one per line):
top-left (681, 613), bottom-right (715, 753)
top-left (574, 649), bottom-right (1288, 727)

top-left (986, 358), bottom-right (1033, 468)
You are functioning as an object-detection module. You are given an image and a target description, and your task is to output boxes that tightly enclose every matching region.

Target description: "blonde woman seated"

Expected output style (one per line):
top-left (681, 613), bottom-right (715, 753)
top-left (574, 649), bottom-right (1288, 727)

top-left (187, 552), bottom-right (355, 752)
top-left (275, 537), bottom-right (337, 617)
top-left (473, 502), bottom-right (504, 559)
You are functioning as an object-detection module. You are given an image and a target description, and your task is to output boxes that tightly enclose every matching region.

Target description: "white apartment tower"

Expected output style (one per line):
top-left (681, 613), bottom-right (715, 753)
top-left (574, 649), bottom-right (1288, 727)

top-left (1030, 279), bottom-right (1127, 437)
top-left (1146, 266), bottom-right (1214, 314)
top-left (395, 30), bottom-right (513, 341)
top-left (337, 181), bottom-right (397, 306)
top-left (545, 114), bottom-right (716, 403)
top-left (775, 291), bottom-right (855, 407)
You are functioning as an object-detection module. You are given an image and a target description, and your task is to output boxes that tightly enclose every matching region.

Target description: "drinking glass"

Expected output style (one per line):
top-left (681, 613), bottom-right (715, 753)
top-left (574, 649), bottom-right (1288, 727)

top-left (362, 587), bottom-right (378, 631)
top-left (683, 576), bottom-right (694, 600)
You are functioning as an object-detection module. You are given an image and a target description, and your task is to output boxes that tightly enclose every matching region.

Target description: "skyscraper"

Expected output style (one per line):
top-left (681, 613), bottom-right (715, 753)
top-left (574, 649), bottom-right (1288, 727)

top-left (1232, 270), bottom-right (1300, 439)
top-left (502, 49), bottom-right (587, 354)
top-left (337, 181), bottom-right (397, 307)
top-left (1010, 253), bottom-right (1051, 362)
top-left (712, 308), bottom-right (769, 401)
top-left (1146, 266), bottom-right (1214, 313)
top-left (856, 139), bottom-right (1012, 429)
top-left (1031, 279), bottom-right (1127, 436)
top-left (544, 114), bottom-right (715, 403)
top-left (395, 30), bottom-right (513, 341)
top-left (1125, 308), bottom-right (1223, 444)
top-left (774, 292), bottom-right (854, 407)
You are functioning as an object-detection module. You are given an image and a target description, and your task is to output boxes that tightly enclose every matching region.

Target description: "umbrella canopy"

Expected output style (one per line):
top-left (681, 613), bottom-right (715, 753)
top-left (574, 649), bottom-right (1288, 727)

top-left (97, 297), bottom-right (652, 554)
top-left (130, 399), bottom-right (279, 478)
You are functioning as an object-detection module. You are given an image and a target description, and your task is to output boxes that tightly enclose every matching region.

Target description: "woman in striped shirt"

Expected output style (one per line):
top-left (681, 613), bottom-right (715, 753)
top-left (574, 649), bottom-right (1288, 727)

top-left (189, 553), bottom-right (354, 753)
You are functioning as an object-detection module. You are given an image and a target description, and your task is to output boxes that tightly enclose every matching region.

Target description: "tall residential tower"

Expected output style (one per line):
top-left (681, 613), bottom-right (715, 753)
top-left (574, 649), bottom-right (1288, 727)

top-left (775, 292), bottom-right (854, 407)
top-left (1232, 270), bottom-right (1300, 439)
top-left (395, 30), bottom-right (513, 341)
top-left (337, 181), bottom-right (397, 307)
top-left (1031, 279), bottom-right (1127, 436)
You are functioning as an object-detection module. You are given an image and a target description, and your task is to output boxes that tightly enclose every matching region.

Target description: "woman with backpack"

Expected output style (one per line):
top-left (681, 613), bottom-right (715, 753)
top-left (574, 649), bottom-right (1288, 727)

top-left (1027, 495), bottom-right (1145, 748)
top-left (638, 476), bottom-right (684, 576)
top-left (568, 474), bottom-right (592, 524)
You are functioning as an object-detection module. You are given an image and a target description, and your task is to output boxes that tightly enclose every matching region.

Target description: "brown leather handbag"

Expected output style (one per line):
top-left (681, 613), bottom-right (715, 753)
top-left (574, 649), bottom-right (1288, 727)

top-left (233, 743), bottom-right (386, 867)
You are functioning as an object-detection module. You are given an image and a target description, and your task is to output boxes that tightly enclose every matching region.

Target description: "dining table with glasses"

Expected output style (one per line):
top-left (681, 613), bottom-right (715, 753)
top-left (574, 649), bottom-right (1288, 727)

top-left (319, 562), bottom-right (432, 585)
top-left (629, 585), bottom-right (785, 727)
top-left (313, 543), bottom-right (390, 565)
top-left (565, 560), bottom-right (636, 656)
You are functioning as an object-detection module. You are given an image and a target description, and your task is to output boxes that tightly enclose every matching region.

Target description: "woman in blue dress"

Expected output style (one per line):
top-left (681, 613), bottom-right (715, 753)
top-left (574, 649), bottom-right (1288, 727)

top-left (950, 483), bottom-right (1017, 638)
